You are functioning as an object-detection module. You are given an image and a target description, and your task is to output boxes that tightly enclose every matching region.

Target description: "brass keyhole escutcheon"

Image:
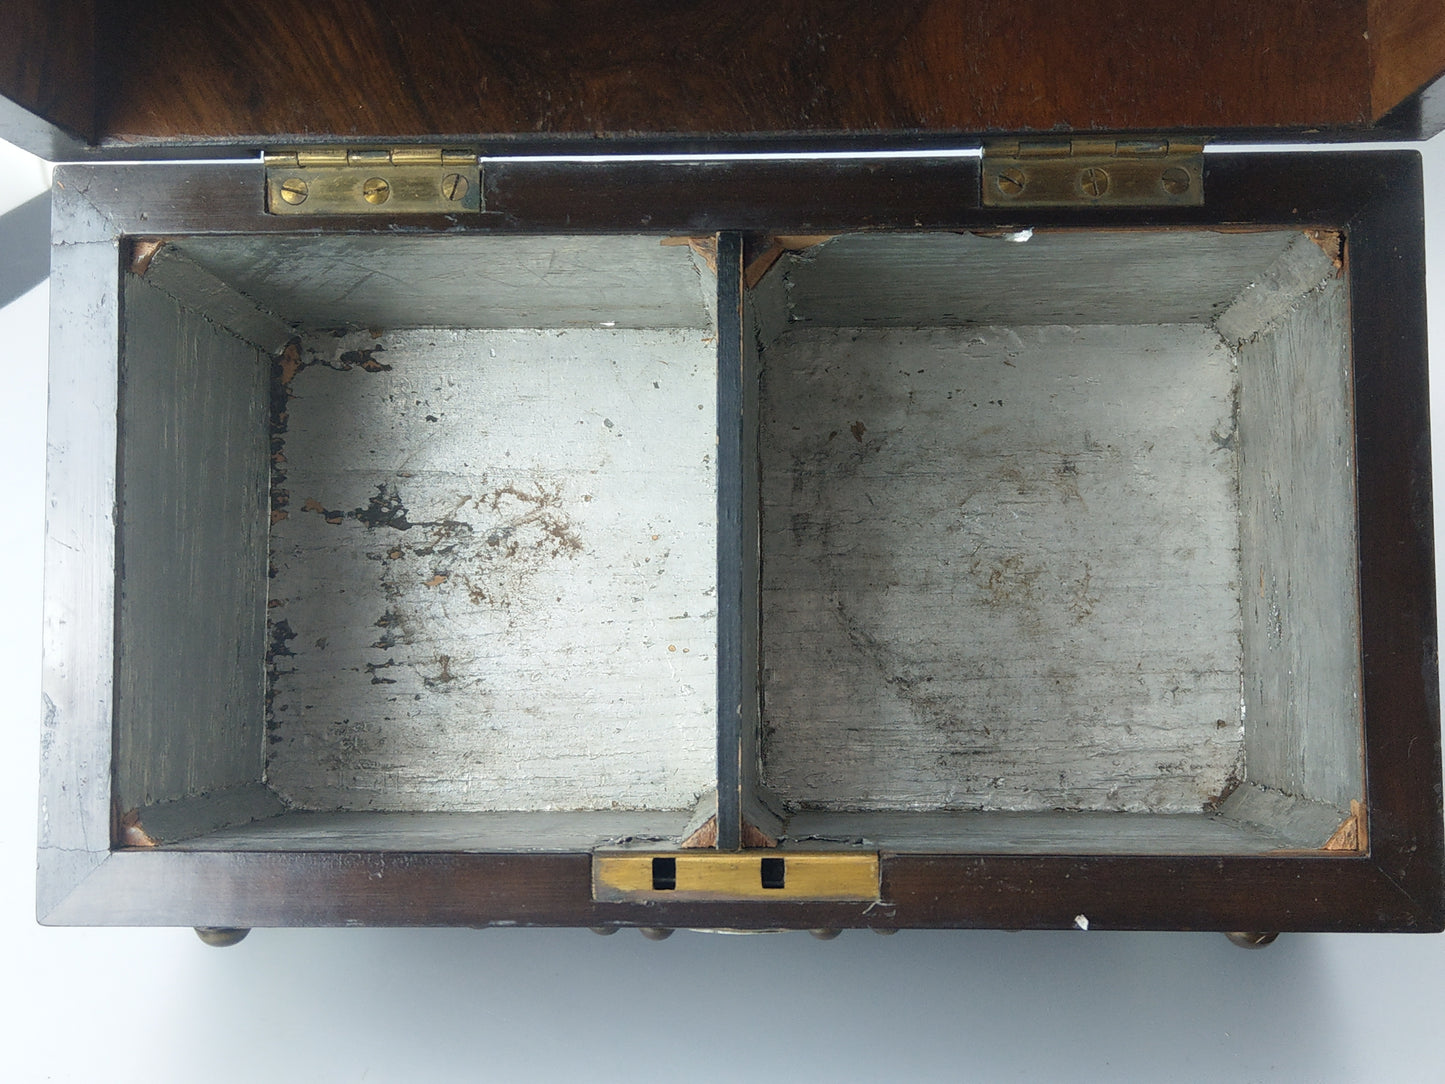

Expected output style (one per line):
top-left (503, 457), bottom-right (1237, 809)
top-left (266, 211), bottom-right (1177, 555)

top-left (362, 177), bottom-right (391, 204)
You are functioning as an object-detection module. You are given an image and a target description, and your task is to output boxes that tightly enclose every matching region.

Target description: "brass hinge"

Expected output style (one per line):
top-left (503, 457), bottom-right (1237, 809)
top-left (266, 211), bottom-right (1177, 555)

top-left (264, 147), bottom-right (481, 215)
top-left (982, 138), bottom-right (1204, 208)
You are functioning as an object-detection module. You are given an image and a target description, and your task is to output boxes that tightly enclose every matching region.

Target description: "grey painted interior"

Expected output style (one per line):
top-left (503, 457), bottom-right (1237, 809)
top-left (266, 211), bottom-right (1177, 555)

top-left (115, 275), bottom-right (270, 814)
top-left (1227, 244), bottom-right (1363, 810)
top-left (781, 810), bottom-right (1303, 855)
top-left (113, 225), bottom-right (1357, 855)
top-left (780, 230), bottom-right (1299, 327)
top-left (168, 234), bottom-right (714, 331)
top-left (166, 810), bottom-right (699, 852)
top-left (127, 783), bottom-right (286, 845)
top-left (267, 325), bottom-right (719, 813)
top-left (748, 226), bottom-right (1360, 853)
top-left (1218, 783), bottom-right (1354, 850)
top-left (758, 323), bottom-right (1244, 815)
top-left (144, 246), bottom-right (294, 353)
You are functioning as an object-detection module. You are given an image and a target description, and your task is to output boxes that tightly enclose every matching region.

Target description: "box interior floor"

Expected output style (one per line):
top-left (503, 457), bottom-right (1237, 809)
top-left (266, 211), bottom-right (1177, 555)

top-left (113, 228), bottom-right (1364, 857)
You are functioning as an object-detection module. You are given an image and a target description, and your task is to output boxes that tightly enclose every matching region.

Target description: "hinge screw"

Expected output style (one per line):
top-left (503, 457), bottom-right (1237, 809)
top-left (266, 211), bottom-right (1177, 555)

top-left (278, 178), bottom-right (309, 205)
top-left (362, 177), bottom-right (392, 205)
top-left (995, 167), bottom-right (1027, 197)
top-left (1160, 166), bottom-right (1192, 195)
top-left (441, 173), bottom-right (469, 201)
top-left (1079, 166), bottom-right (1111, 198)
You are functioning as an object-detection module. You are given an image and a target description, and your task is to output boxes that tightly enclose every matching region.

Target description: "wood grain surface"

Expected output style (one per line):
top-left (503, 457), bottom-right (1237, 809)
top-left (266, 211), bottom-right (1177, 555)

top-left (96, 1), bottom-right (1373, 144)
top-left (0, 0), bottom-right (93, 139)
top-left (1369, 0), bottom-right (1445, 119)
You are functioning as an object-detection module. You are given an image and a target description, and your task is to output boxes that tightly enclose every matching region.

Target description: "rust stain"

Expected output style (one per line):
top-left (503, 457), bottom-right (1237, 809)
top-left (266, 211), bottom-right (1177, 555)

top-left (276, 340), bottom-right (304, 388)
top-left (422, 654), bottom-right (456, 687)
top-left (302, 496), bottom-right (346, 524)
top-left (850, 420), bottom-right (867, 443)
top-left (338, 345), bottom-right (392, 373)
top-left (424, 573), bottom-right (448, 587)
top-left (271, 510), bottom-right (289, 524)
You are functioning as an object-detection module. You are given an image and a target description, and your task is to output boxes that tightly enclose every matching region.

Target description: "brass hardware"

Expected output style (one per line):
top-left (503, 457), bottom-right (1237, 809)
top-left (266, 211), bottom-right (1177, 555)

top-left (265, 148), bottom-right (481, 215)
top-left (194, 926), bottom-right (250, 947)
top-left (592, 851), bottom-right (881, 902)
top-left (441, 173), bottom-right (469, 201)
top-left (278, 178), bottom-right (309, 205)
top-left (361, 177), bottom-right (391, 205)
top-left (982, 138), bottom-right (1205, 208)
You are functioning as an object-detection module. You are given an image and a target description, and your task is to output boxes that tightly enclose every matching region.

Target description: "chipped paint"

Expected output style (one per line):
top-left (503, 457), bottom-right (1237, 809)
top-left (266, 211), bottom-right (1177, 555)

top-left (266, 326), bottom-right (718, 812)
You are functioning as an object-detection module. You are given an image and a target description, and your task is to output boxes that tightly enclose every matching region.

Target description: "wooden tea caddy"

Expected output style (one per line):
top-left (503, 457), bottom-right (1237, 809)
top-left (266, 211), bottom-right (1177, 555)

top-left (7, 2), bottom-right (1445, 944)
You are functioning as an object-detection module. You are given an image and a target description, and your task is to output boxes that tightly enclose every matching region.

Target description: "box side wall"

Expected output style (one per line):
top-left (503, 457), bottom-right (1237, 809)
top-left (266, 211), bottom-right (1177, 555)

top-left (1236, 273), bottom-right (1364, 809)
top-left (114, 274), bottom-right (270, 812)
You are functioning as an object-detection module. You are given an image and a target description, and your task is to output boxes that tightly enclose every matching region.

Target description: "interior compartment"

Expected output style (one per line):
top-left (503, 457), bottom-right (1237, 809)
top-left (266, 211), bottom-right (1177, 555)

top-left (114, 234), bottom-right (721, 851)
top-left (111, 224), bottom-right (1368, 858)
top-left (747, 229), bottom-right (1364, 855)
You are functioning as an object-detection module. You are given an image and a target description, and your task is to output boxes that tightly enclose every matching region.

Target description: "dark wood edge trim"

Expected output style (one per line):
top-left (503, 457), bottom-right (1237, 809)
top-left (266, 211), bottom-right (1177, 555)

top-left (1372, 70), bottom-right (1445, 142)
top-left (48, 154), bottom-right (1432, 241)
top-left (1344, 151), bottom-right (1445, 925)
top-left (38, 850), bottom-right (1439, 931)
top-left (31, 120), bottom-right (1436, 164)
top-left (715, 232), bottom-right (745, 851)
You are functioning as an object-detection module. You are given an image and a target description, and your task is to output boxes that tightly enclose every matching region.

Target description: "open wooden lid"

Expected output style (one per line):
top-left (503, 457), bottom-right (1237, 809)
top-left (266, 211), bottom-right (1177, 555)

top-left (3, 1), bottom-right (1444, 159)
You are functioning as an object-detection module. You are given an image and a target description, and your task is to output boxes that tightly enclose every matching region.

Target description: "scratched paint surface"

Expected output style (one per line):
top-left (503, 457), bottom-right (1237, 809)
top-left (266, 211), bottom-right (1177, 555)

top-left (267, 327), bottom-right (718, 812)
top-left (759, 324), bottom-right (1244, 814)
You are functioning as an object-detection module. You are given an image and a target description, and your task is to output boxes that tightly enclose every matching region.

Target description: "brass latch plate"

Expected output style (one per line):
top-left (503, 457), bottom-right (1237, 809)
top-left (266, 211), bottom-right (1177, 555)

top-left (265, 148), bottom-right (481, 215)
top-left (592, 851), bottom-right (881, 902)
top-left (982, 139), bottom-right (1204, 208)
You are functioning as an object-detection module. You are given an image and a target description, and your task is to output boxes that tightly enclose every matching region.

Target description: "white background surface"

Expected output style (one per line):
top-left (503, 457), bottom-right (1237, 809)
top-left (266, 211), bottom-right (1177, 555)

top-left (2, 135), bottom-right (1444, 1083)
